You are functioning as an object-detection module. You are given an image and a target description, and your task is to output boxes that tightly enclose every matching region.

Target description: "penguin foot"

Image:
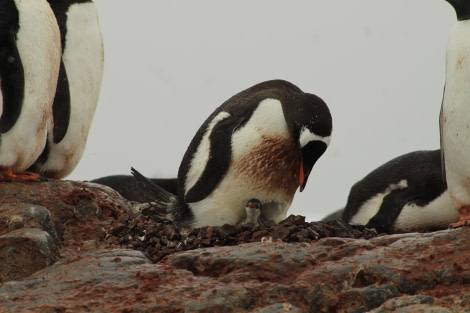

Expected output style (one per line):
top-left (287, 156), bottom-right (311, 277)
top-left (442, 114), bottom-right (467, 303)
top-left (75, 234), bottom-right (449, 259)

top-left (449, 207), bottom-right (470, 228)
top-left (0, 169), bottom-right (47, 182)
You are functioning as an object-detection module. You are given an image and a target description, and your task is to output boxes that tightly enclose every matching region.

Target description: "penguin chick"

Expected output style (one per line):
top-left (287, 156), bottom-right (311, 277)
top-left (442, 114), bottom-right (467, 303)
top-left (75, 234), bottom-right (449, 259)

top-left (0, 0), bottom-right (61, 181)
top-left (238, 199), bottom-right (262, 225)
top-left (236, 198), bottom-right (276, 226)
top-left (440, 0), bottom-right (470, 228)
top-left (132, 79), bottom-right (332, 228)
top-left (343, 150), bottom-right (458, 233)
top-left (28, 0), bottom-right (104, 179)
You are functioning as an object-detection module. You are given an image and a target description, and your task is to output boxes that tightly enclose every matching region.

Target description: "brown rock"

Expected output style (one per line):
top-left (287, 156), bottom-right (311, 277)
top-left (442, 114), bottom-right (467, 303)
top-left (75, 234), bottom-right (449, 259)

top-left (0, 181), bottom-right (135, 281)
top-left (0, 180), bottom-right (134, 256)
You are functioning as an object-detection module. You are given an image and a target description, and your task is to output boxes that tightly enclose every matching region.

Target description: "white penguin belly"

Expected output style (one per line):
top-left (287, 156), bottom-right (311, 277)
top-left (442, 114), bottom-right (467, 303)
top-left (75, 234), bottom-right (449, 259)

top-left (442, 20), bottom-right (470, 209)
top-left (393, 190), bottom-right (458, 233)
top-left (41, 2), bottom-right (104, 178)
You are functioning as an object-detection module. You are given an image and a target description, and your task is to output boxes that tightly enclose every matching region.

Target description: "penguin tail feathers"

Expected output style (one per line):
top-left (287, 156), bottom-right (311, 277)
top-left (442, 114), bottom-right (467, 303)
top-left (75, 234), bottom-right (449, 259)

top-left (131, 167), bottom-right (176, 207)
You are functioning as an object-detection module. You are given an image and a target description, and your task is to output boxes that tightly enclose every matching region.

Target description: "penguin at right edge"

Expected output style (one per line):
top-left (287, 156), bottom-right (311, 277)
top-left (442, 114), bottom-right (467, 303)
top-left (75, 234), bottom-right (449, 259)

top-left (440, 0), bottom-right (470, 228)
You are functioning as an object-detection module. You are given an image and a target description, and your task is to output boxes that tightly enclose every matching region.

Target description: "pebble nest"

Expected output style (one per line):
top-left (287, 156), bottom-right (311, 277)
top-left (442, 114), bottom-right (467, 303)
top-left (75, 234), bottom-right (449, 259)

top-left (105, 205), bottom-right (378, 263)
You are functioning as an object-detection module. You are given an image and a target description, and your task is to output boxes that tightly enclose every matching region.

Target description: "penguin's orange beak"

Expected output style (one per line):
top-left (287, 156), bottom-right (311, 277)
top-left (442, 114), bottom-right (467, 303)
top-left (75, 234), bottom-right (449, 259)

top-left (299, 162), bottom-right (311, 192)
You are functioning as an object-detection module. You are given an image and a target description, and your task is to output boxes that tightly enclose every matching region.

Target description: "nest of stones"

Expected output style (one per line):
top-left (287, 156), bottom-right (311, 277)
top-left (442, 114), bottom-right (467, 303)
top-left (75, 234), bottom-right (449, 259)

top-left (105, 205), bottom-right (378, 263)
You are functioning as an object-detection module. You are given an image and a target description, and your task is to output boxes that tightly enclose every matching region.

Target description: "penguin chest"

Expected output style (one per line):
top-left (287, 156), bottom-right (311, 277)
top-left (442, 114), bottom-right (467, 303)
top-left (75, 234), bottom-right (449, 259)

top-left (442, 21), bottom-right (470, 207)
top-left (189, 138), bottom-right (299, 227)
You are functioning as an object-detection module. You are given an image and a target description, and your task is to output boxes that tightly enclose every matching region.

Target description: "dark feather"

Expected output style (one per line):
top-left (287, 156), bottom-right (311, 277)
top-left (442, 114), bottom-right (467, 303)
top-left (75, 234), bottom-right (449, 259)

top-left (131, 167), bottom-right (176, 205)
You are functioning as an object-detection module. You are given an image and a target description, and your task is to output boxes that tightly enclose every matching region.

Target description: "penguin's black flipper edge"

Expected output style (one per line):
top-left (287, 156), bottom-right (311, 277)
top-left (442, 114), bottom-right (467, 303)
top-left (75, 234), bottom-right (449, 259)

top-left (131, 167), bottom-right (176, 204)
top-left (184, 114), bottom-right (244, 203)
top-left (366, 190), bottom-right (408, 234)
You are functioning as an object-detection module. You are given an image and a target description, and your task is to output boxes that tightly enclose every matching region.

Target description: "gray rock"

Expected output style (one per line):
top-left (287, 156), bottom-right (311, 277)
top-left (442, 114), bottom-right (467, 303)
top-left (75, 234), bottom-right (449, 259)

top-left (0, 228), bottom-right (58, 282)
top-left (0, 203), bottom-right (58, 242)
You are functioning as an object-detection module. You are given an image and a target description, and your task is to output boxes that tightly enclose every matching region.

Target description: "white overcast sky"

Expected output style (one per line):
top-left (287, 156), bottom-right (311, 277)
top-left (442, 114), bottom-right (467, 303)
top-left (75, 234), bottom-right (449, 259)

top-left (69, 0), bottom-right (456, 221)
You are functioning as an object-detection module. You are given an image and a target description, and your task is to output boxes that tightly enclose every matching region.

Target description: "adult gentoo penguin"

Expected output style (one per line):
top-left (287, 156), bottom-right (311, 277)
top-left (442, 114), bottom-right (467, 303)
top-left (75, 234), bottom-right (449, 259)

top-left (132, 80), bottom-right (332, 228)
top-left (440, 0), bottom-right (470, 228)
top-left (343, 150), bottom-right (457, 234)
top-left (28, 0), bottom-right (104, 178)
top-left (0, 0), bottom-right (61, 181)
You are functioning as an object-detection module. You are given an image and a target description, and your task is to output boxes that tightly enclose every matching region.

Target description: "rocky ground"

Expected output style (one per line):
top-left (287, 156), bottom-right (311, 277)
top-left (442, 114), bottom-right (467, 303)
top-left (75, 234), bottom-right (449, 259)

top-left (0, 180), bottom-right (469, 312)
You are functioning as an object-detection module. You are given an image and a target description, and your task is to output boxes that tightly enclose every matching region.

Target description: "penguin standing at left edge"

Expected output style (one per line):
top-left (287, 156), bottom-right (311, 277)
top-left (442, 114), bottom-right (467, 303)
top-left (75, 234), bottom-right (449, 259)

top-left (28, 0), bottom-right (104, 179)
top-left (440, 0), bottom-right (470, 227)
top-left (133, 80), bottom-right (332, 228)
top-left (0, 0), bottom-right (61, 181)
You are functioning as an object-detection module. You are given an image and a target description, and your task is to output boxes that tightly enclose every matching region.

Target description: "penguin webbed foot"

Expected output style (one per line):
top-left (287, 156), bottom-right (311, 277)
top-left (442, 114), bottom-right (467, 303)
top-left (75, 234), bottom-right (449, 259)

top-left (449, 207), bottom-right (470, 228)
top-left (0, 168), bottom-right (47, 182)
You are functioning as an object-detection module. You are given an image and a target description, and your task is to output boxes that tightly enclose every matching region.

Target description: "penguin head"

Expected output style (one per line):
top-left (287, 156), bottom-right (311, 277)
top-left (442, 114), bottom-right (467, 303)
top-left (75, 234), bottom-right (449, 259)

top-left (446, 0), bottom-right (470, 20)
top-left (281, 91), bottom-right (332, 192)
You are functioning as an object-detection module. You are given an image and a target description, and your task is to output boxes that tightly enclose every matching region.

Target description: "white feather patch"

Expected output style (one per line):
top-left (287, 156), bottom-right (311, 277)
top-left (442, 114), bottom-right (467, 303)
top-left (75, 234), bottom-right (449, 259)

top-left (299, 127), bottom-right (331, 148)
top-left (231, 98), bottom-right (289, 159)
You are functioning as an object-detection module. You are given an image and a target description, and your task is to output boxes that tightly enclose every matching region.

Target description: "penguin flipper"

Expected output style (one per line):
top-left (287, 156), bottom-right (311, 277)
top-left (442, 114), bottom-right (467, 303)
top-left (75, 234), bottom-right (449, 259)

top-left (184, 114), bottom-right (247, 203)
top-left (131, 167), bottom-right (176, 205)
top-left (366, 189), bottom-right (408, 234)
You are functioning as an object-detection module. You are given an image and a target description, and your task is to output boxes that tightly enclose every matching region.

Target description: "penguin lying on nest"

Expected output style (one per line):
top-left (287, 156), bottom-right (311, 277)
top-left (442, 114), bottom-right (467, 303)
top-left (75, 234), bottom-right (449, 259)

top-left (132, 79), bottom-right (332, 228)
top-left (342, 150), bottom-right (458, 233)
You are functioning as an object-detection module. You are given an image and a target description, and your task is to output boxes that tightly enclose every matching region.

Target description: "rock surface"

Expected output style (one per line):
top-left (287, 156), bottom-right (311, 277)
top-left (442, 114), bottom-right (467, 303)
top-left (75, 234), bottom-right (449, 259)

top-left (0, 180), bottom-right (469, 312)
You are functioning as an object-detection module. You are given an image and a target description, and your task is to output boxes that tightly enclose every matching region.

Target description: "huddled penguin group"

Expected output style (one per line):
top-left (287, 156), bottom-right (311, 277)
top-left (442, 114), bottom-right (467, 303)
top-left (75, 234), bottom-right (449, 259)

top-left (0, 0), bottom-right (103, 180)
top-left (132, 80), bottom-right (332, 228)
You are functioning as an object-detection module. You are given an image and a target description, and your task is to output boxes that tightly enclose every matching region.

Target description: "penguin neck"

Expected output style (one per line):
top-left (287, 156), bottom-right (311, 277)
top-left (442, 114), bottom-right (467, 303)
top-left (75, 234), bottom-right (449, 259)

top-left (447, 0), bottom-right (470, 21)
top-left (447, 19), bottom-right (470, 71)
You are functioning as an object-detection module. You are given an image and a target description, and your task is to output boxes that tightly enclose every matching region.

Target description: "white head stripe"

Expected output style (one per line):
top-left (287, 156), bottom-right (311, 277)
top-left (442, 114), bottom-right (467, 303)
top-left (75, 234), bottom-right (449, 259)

top-left (299, 127), bottom-right (331, 148)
